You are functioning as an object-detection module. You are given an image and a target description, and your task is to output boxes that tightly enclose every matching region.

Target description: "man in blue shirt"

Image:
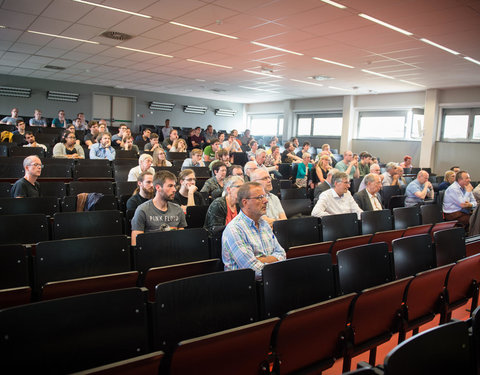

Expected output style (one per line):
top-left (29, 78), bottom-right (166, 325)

top-left (222, 182), bottom-right (286, 279)
top-left (405, 170), bottom-right (434, 206)
top-left (89, 132), bottom-right (116, 161)
top-left (443, 170), bottom-right (477, 231)
top-left (0, 107), bottom-right (23, 125)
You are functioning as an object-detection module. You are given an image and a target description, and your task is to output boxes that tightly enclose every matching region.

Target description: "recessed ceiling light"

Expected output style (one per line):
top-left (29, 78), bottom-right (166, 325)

top-left (115, 46), bottom-right (173, 58)
top-left (420, 38), bottom-right (460, 55)
top-left (361, 69), bottom-right (395, 80)
top-left (187, 59), bottom-right (232, 69)
top-left (399, 80), bottom-right (425, 87)
top-left (72, 0), bottom-right (151, 18)
top-left (170, 22), bottom-right (238, 39)
top-left (251, 42), bottom-right (303, 56)
top-left (0, 26), bottom-right (5, 29)
top-left (321, 0), bottom-right (347, 9)
top-left (290, 79), bottom-right (323, 87)
top-left (239, 85), bottom-right (280, 93)
top-left (358, 14), bottom-right (413, 36)
top-left (243, 69), bottom-right (283, 79)
top-left (195, 79), bottom-right (206, 82)
top-left (328, 86), bottom-right (354, 92)
top-left (464, 56), bottom-right (480, 66)
top-left (27, 30), bottom-right (99, 44)
top-left (313, 57), bottom-right (354, 69)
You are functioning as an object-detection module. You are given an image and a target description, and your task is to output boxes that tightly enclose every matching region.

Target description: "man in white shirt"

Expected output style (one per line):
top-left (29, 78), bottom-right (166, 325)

top-left (353, 173), bottom-right (384, 211)
top-left (358, 163), bottom-right (383, 191)
top-left (23, 131), bottom-right (47, 152)
top-left (382, 162), bottom-right (405, 187)
top-left (311, 172), bottom-right (363, 219)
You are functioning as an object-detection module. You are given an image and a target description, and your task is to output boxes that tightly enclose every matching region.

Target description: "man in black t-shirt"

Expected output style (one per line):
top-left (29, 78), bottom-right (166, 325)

top-left (11, 155), bottom-right (42, 198)
top-left (126, 171), bottom-right (154, 212)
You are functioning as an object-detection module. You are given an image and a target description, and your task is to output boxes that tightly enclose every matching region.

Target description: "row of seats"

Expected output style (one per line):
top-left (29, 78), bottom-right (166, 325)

top-left (2, 241), bottom-right (479, 374)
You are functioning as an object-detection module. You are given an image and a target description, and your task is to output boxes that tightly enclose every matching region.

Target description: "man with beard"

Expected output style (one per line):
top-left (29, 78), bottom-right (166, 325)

top-left (126, 171), bottom-right (154, 212)
top-left (222, 182), bottom-right (286, 280)
top-left (130, 170), bottom-right (187, 245)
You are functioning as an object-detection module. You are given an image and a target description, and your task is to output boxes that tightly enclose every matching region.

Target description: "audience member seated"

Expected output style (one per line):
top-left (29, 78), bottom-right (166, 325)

top-left (246, 140), bottom-right (258, 161)
top-left (111, 124), bottom-right (128, 148)
top-left (315, 143), bottom-right (336, 167)
top-left (98, 123), bottom-right (107, 134)
top-left (209, 149), bottom-right (231, 170)
top-left (232, 129), bottom-right (242, 146)
top-left (229, 165), bottom-right (244, 177)
top-left (1, 107), bottom-right (23, 125)
top-left (53, 131), bottom-right (85, 159)
top-left (265, 145), bottom-right (281, 169)
top-left (315, 154), bottom-right (332, 184)
top-left (121, 135), bottom-right (140, 155)
top-left (451, 166), bottom-right (461, 174)
top-left (161, 119), bottom-right (171, 139)
top-left (405, 170), bottom-right (434, 207)
top-left (12, 120), bottom-right (27, 145)
top-left (173, 169), bottom-right (205, 211)
top-left (438, 170), bottom-right (456, 191)
top-left (162, 129), bottom-right (178, 151)
top-left (265, 137), bottom-right (277, 155)
top-left (295, 152), bottom-right (314, 189)
top-left (250, 169), bottom-right (286, 227)
top-left (23, 131), bottom-right (47, 152)
top-left (222, 132), bottom-right (242, 153)
top-left (144, 133), bottom-right (161, 152)
top-left (240, 129), bottom-right (253, 146)
top-left (29, 109), bottom-right (47, 127)
top-left (170, 138), bottom-right (187, 152)
top-left (152, 148), bottom-right (172, 167)
top-left (76, 112), bottom-right (88, 130)
top-left (222, 182), bottom-right (286, 279)
top-left (243, 161), bottom-right (258, 182)
top-left (354, 173), bottom-right (384, 211)
top-left (190, 127), bottom-right (205, 149)
top-left (443, 170), bottom-right (477, 232)
top-left (128, 154), bottom-right (155, 182)
top-left (186, 128), bottom-right (195, 150)
top-left (399, 155), bottom-right (413, 169)
top-left (281, 142), bottom-right (302, 163)
top-left (314, 168), bottom-right (339, 202)
top-left (335, 150), bottom-right (360, 179)
top-left (311, 171), bottom-right (363, 219)
top-left (357, 151), bottom-right (372, 177)
top-left (296, 141), bottom-right (310, 158)
top-left (126, 171), bottom-right (154, 212)
top-left (131, 170), bottom-right (187, 245)
top-left (84, 121), bottom-right (99, 149)
top-left (181, 148), bottom-right (205, 170)
top-left (217, 132), bottom-right (226, 148)
top-left (201, 162), bottom-right (227, 196)
top-left (51, 109), bottom-right (68, 128)
top-left (290, 137), bottom-right (300, 150)
top-left (358, 163), bottom-right (383, 191)
top-left (203, 138), bottom-right (220, 162)
top-left (382, 162), bottom-right (406, 187)
top-left (90, 132), bottom-right (116, 161)
top-left (11, 156), bottom-right (42, 198)
top-left (203, 124), bottom-right (216, 144)
top-left (135, 128), bottom-right (151, 145)
top-left (474, 184), bottom-right (480, 205)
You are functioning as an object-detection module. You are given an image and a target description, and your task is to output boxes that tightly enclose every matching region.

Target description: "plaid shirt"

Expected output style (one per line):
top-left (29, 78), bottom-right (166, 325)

top-left (222, 210), bottom-right (286, 279)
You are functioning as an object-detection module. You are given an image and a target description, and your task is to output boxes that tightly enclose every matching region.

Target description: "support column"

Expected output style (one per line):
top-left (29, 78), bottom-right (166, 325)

top-left (420, 89), bottom-right (439, 168)
top-left (283, 100), bottom-right (294, 141)
top-left (340, 95), bottom-right (355, 153)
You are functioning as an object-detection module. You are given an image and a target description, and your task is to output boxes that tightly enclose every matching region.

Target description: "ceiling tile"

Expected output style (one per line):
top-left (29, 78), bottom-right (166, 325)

top-left (142, 0), bottom-right (206, 19)
top-left (1, 0), bottom-right (51, 15)
top-left (41, 0), bottom-right (92, 22)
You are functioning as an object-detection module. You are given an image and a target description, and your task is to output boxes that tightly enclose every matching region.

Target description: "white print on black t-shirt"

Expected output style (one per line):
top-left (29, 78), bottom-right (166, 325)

top-left (149, 215), bottom-right (180, 222)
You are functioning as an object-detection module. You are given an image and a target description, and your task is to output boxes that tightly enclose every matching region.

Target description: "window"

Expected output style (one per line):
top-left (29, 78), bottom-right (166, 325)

top-left (296, 112), bottom-right (343, 136)
top-left (357, 109), bottom-right (423, 140)
top-left (248, 114), bottom-right (283, 136)
top-left (441, 108), bottom-right (480, 141)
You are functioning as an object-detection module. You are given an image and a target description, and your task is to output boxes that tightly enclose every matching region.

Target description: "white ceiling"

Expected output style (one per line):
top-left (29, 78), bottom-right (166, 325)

top-left (0, 0), bottom-right (479, 103)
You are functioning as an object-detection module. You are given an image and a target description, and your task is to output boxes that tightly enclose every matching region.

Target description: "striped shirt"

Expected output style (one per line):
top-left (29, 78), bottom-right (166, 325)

top-left (222, 210), bottom-right (286, 279)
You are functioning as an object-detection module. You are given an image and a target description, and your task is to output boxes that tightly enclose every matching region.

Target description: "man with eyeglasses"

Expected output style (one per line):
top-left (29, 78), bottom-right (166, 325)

top-left (222, 182), bottom-right (286, 280)
top-left (250, 168), bottom-right (286, 227)
top-left (11, 155), bottom-right (43, 198)
top-left (311, 172), bottom-right (363, 219)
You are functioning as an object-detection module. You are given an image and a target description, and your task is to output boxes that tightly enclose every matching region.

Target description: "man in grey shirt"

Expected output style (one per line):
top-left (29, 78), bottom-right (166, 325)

top-left (131, 170), bottom-right (187, 245)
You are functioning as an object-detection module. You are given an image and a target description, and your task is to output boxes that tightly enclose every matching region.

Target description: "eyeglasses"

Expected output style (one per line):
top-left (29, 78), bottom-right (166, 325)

top-left (245, 194), bottom-right (267, 200)
top-left (29, 163), bottom-right (44, 168)
top-left (256, 176), bottom-right (271, 181)
top-left (185, 178), bottom-right (197, 182)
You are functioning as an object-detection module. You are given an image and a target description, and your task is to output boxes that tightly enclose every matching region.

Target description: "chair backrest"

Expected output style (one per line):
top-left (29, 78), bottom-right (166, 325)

top-left (393, 206), bottom-right (421, 229)
top-left (61, 194), bottom-right (118, 212)
top-left (135, 228), bottom-right (210, 277)
top-left (35, 235), bottom-right (131, 291)
top-left (68, 181), bottom-right (114, 196)
top-left (278, 163), bottom-right (292, 179)
top-left (280, 198), bottom-right (312, 218)
top-left (384, 320), bottom-right (473, 375)
top-left (115, 181), bottom-right (137, 197)
top-left (273, 216), bottom-right (320, 250)
top-left (192, 166), bottom-right (211, 178)
top-left (113, 164), bottom-right (133, 182)
top-left (152, 269), bottom-right (258, 353)
top-left (420, 203), bottom-right (444, 224)
top-left (273, 293), bottom-right (356, 375)
top-left (0, 213), bottom-right (49, 244)
top-left (0, 196), bottom-right (59, 216)
top-left (170, 318), bottom-right (279, 375)
top-left (143, 259), bottom-right (223, 301)
top-left (0, 182), bottom-right (12, 197)
top-left (0, 286), bottom-right (31, 309)
top-left (444, 254), bottom-right (480, 309)
top-left (369, 229), bottom-right (406, 252)
top-left (186, 205), bottom-right (209, 228)
top-left (166, 151), bottom-right (188, 160)
top-left (232, 152), bottom-right (248, 167)
top-left (330, 234), bottom-right (372, 264)
top-left (40, 181), bottom-right (67, 198)
top-left (0, 163), bottom-right (24, 178)
top-left (388, 195), bottom-right (405, 211)
top-left (115, 150), bottom-right (138, 159)
top-left (402, 224), bottom-right (433, 237)
top-left (0, 244), bottom-right (29, 289)
top-left (52, 210), bottom-right (124, 240)
top-left (337, 242), bottom-right (393, 295)
top-left (9, 146), bottom-right (45, 158)
top-left (381, 185), bottom-right (401, 208)
top-left (0, 288), bottom-right (150, 374)
top-left (361, 209), bottom-right (393, 234)
top-left (40, 163), bottom-right (72, 178)
top-left (287, 241), bottom-right (333, 259)
top-left (261, 254), bottom-right (336, 318)
top-left (433, 227), bottom-right (466, 266)
top-left (321, 213), bottom-right (359, 242)
top-left (392, 234), bottom-right (436, 279)
top-left (280, 188), bottom-right (307, 200)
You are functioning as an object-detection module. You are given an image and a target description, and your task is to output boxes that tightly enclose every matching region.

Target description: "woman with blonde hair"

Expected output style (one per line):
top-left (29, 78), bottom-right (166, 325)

top-left (170, 138), bottom-right (187, 152)
top-left (152, 148), bottom-right (172, 167)
top-left (315, 154), bottom-right (332, 184)
top-left (438, 170), bottom-right (456, 191)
